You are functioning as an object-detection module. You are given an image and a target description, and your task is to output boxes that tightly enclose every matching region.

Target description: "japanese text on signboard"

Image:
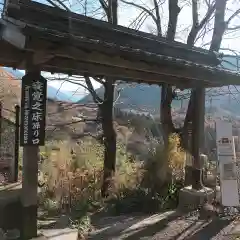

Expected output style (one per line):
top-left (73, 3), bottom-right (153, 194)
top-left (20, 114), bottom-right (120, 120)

top-left (20, 72), bottom-right (47, 146)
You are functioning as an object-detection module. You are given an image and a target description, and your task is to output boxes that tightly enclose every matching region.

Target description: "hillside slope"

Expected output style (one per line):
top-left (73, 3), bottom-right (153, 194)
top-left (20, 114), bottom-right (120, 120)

top-left (79, 83), bottom-right (184, 113)
top-left (0, 68), bottom-right (21, 119)
top-left (3, 68), bottom-right (75, 102)
top-left (2, 67), bottom-right (240, 161)
top-left (0, 68), bottom-right (137, 143)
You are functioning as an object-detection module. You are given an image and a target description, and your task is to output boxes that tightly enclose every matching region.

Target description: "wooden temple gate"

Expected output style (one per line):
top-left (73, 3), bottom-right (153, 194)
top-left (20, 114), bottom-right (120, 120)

top-left (0, 0), bottom-right (240, 238)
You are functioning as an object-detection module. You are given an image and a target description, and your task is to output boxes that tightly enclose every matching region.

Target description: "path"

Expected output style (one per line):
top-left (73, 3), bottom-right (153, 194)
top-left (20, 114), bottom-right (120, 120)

top-left (36, 210), bottom-right (240, 239)
top-left (88, 210), bottom-right (240, 240)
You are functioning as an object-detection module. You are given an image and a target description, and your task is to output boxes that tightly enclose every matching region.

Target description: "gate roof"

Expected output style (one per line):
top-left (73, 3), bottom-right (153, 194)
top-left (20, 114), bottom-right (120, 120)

top-left (0, 0), bottom-right (240, 87)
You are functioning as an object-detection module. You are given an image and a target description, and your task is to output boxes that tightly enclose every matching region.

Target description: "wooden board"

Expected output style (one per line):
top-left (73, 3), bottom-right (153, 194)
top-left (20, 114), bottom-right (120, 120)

top-left (1, 1), bottom-right (240, 86)
top-left (4, 0), bottom-right (219, 66)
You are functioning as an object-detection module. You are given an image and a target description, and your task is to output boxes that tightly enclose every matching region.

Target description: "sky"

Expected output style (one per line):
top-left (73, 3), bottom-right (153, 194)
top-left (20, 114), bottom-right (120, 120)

top-left (16, 0), bottom-right (240, 96)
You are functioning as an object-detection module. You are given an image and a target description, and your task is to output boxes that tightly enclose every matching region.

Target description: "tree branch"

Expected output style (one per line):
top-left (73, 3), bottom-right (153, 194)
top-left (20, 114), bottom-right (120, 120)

top-left (209, 0), bottom-right (227, 52)
top-left (226, 8), bottom-right (240, 26)
top-left (84, 75), bottom-right (104, 104)
top-left (160, 0), bottom-right (180, 143)
top-left (184, 1), bottom-right (216, 141)
top-left (153, 0), bottom-right (162, 36)
top-left (227, 25), bottom-right (240, 31)
top-left (187, 0), bottom-right (216, 46)
top-left (192, 0), bottom-right (199, 26)
top-left (166, 0), bottom-right (180, 41)
top-left (128, 9), bottom-right (148, 28)
top-left (204, 0), bottom-right (211, 8)
top-left (183, 91), bottom-right (194, 130)
top-left (121, 0), bottom-right (158, 27)
top-left (92, 76), bottom-right (106, 85)
top-left (99, 0), bottom-right (111, 21)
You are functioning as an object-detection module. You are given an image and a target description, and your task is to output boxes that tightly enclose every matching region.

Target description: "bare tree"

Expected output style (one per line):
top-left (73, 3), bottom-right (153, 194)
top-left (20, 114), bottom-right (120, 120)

top-left (84, 76), bottom-right (117, 197)
top-left (45, 0), bottom-right (240, 191)
top-left (44, 0), bottom-right (118, 197)
top-left (84, 0), bottom-right (118, 197)
top-left (119, 0), bottom-right (240, 189)
top-left (121, 0), bottom-right (240, 148)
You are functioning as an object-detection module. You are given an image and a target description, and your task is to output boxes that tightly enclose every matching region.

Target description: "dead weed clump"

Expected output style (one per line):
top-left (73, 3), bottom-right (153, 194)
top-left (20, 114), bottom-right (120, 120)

top-left (38, 134), bottom-right (186, 233)
top-left (38, 138), bottom-right (142, 213)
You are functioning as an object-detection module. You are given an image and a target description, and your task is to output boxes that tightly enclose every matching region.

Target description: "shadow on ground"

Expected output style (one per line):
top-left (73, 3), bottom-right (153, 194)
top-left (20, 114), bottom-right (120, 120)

top-left (185, 218), bottom-right (234, 240)
top-left (88, 210), bottom-right (180, 239)
top-left (38, 213), bottom-right (70, 230)
top-left (88, 213), bottom-right (236, 240)
top-left (37, 209), bottom-right (236, 240)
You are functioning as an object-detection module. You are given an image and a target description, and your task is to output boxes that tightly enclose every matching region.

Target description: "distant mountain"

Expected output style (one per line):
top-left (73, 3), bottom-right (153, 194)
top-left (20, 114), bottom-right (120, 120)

top-left (79, 83), bottom-right (183, 113)
top-left (46, 85), bottom-right (71, 101)
top-left (221, 55), bottom-right (240, 71)
top-left (3, 67), bottom-right (75, 102)
top-left (4, 67), bottom-right (24, 79)
top-left (79, 55), bottom-right (240, 115)
top-left (59, 90), bottom-right (86, 102)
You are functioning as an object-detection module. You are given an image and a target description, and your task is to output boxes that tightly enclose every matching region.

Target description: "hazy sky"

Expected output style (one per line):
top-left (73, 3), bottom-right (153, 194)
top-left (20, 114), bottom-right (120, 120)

top-left (37, 0), bottom-right (240, 95)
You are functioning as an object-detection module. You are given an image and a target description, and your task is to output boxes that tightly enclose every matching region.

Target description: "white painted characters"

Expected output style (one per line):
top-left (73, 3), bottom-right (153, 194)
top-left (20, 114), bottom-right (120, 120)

top-left (31, 80), bottom-right (44, 145)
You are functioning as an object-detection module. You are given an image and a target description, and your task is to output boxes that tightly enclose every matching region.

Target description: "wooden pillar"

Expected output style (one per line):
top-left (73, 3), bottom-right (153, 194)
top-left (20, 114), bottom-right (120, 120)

top-left (20, 69), bottom-right (46, 239)
top-left (14, 104), bottom-right (20, 182)
top-left (191, 87), bottom-right (205, 190)
top-left (21, 146), bottom-right (39, 239)
top-left (21, 69), bottom-right (39, 239)
top-left (184, 123), bottom-right (193, 186)
top-left (0, 102), bottom-right (2, 150)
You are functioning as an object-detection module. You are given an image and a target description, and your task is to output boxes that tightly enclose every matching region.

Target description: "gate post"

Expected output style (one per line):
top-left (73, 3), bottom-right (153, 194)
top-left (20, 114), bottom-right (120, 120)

top-left (192, 87), bottom-right (205, 190)
top-left (14, 105), bottom-right (20, 182)
top-left (0, 102), bottom-right (2, 150)
top-left (20, 69), bottom-right (47, 239)
top-left (21, 146), bottom-right (39, 239)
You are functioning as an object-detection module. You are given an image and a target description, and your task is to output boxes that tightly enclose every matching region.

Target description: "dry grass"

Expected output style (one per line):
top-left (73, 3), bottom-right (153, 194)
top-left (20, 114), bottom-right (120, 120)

top-left (142, 134), bottom-right (186, 191)
top-left (36, 134), bottom-right (187, 235)
top-left (168, 134), bottom-right (186, 180)
top-left (38, 138), bottom-right (143, 212)
top-left (39, 134), bottom-right (186, 211)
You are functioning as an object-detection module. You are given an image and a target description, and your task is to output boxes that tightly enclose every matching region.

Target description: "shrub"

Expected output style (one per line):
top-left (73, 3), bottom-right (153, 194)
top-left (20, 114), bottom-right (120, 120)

top-left (38, 138), bottom-right (141, 209)
top-left (38, 134), bottom-right (186, 233)
top-left (142, 133), bottom-right (185, 193)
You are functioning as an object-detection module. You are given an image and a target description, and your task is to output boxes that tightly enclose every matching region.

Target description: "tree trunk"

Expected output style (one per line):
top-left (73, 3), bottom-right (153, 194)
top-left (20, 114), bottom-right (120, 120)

top-left (160, 0), bottom-right (180, 146)
top-left (160, 84), bottom-right (175, 144)
top-left (191, 87), bottom-right (205, 190)
top-left (96, 0), bottom-right (118, 198)
top-left (159, 0), bottom-right (227, 189)
top-left (100, 78), bottom-right (117, 197)
top-left (210, 0), bottom-right (227, 52)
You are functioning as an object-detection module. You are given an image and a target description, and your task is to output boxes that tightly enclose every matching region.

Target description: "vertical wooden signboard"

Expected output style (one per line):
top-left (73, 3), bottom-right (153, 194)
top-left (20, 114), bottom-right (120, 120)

top-left (20, 71), bottom-right (47, 146)
top-left (20, 71), bottom-right (47, 239)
